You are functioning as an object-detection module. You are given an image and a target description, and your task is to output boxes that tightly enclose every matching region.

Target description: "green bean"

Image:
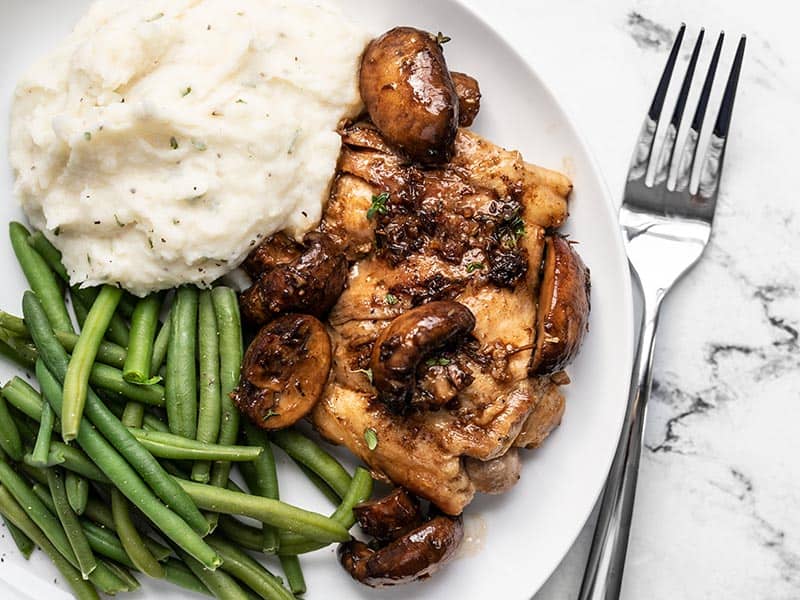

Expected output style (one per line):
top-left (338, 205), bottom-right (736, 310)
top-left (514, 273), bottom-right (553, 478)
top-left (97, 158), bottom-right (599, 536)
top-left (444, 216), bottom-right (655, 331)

top-left (62, 285), bottom-right (123, 440)
top-left (112, 488), bottom-right (166, 578)
top-left (3, 514), bottom-right (35, 559)
top-left (65, 472), bottom-right (89, 515)
top-left (176, 546), bottom-right (251, 600)
top-left (10, 222), bottom-right (74, 334)
top-left (0, 311), bottom-right (128, 368)
top-left (175, 478), bottom-right (350, 544)
top-left (27, 232), bottom-right (130, 348)
top-left (208, 287), bottom-right (243, 531)
top-left (117, 293), bottom-right (138, 320)
top-left (163, 558), bottom-right (212, 596)
top-left (165, 287), bottom-right (198, 438)
top-left (81, 510), bottom-right (172, 568)
top-left (101, 558), bottom-right (140, 591)
top-left (35, 362), bottom-right (220, 570)
top-left (270, 428), bottom-right (352, 498)
top-left (241, 422), bottom-right (280, 553)
top-left (280, 555), bottom-right (306, 596)
top-left (0, 336), bottom-right (33, 370)
top-left (151, 311), bottom-right (171, 374)
top-left (49, 442), bottom-right (110, 483)
top-left (24, 292), bottom-right (210, 536)
top-left (0, 392), bottom-right (23, 461)
top-left (192, 290), bottom-right (221, 483)
top-left (112, 398), bottom-right (166, 578)
top-left (216, 516), bottom-right (263, 552)
top-left (27, 230), bottom-right (69, 282)
top-left (207, 536), bottom-right (296, 600)
top-left (0, 486), bottom-right (100, 600)
top-left (71, 288), bottom-right (132, 348)
top-left (47, 467), bottom-right (97, 578)
top-left (278, 466), bottom-right (373, 556)
top-left (81, 499), bottom-right (172, 562)
top-left (82, 520), bottom-right (137, 567)
top-left (128, 429), bottom-right (261, 461)
top-left (89, 362), bottom-right (165, 405)
top-left (0, 460), bottom-right (127, 593)
top-left (123, 294), bottom-right (162, 384)
top-left (28, 401), bottom-right (56, 467)
top-left (291, 458), bottom-right (342, 506)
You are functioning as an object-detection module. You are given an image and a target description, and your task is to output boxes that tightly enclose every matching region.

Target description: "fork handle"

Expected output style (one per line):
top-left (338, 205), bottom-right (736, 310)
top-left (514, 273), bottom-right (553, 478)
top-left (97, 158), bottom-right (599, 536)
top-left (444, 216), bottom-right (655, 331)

top-left (578, 289), bottom-right (663, 600)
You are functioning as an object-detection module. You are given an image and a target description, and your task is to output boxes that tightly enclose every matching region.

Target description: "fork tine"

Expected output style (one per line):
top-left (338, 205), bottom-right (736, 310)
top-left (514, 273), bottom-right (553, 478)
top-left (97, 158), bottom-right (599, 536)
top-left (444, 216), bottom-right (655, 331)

top-left (626, 24), bottom-right (686, 181)
top-left (673, 32), bottom-right (724, 191)
top-left (697, 34), bottom-right (746, 200)
top-left (653, 29), bottom-right (705, 187)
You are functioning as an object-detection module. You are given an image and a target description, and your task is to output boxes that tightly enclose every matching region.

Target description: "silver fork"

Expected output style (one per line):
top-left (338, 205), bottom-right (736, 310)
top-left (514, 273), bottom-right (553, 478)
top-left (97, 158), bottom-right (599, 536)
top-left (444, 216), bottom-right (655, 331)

top-left (578, 26), bottom-right (746, 600)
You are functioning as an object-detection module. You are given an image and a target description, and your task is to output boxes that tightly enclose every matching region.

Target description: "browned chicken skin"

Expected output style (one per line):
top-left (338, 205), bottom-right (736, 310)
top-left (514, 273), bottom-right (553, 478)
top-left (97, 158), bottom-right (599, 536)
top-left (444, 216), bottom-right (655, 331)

top-left (238, 29), bottom-right (589, 517)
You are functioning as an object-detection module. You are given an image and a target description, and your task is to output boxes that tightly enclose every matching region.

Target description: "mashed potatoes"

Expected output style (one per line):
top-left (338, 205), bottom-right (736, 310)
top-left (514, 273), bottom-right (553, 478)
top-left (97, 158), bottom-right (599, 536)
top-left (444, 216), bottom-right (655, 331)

top-left (9, 0), bottom-right (369, 295)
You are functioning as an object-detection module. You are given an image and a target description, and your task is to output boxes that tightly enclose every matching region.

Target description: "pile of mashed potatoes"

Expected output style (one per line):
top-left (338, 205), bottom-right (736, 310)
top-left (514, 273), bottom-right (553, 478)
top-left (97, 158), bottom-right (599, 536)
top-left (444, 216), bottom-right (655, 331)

top-left (9, 0), bottom-right (370, 296)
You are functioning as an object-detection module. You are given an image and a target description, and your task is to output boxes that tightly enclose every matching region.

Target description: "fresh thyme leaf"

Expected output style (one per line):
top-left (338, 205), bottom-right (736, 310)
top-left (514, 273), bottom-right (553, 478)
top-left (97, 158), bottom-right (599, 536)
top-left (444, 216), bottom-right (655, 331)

top-left (364, 427), bottom-right (378, 451)
top-left (262, 409), bottom-right (280, 421)
top-left (385, 293), bottom-right (398, 305)
top-left (466, 262), bottom-right (484, 273)
top-left (366, 192), bottom-right (390, 220)
top-left (425, 357), bottom-right (451, 367)
top-left (170, 136), bottom-right (179, 149)
top-left (436, 32), bottom-right (452, 44)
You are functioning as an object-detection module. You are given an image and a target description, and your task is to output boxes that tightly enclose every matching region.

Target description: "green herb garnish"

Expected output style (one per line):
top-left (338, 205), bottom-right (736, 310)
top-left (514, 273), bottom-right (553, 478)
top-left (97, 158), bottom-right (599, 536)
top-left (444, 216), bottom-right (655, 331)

top-left (425, 357), bottom-right (451, 367)
top-left (436, 32), bottom-right (452, 44)
top-left (366, 192), bottom-right (390, 220)
top-left (145, 12), bottom-right (164, 22)
top-left (170, 136), bottom-right (179, 149)
top-left (262, 409), bottom-right (280, 422)
top-left (182, 87), bottom-right (192, 97)
top-left (466, 262), bottom-right (484, 273)
top-left (114, 214), bottom-right (125, 227)
top-left (385, 293), bottom-right (398, 305)
top-left (83, 132), bottom-right (92, 141)
top-left (364, 427), bottom-right (378, 451)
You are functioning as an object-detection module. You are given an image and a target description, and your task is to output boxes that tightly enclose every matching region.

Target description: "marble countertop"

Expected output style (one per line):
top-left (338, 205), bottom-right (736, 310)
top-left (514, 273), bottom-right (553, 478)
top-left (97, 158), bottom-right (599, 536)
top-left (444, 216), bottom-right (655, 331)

top-left (458, 0), bottom-right (799, 598)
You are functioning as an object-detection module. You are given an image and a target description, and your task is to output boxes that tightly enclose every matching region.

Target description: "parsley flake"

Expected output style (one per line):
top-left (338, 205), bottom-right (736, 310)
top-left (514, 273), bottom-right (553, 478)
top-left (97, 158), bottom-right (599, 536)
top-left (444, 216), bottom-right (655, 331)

top-left (366, 192), bottom-right (390, 220)
top-left (83, 131), bottom-right (92, 141)
top-left (182, 86), bottom-right (192, 97)
top-left (114, 214), bottom-right (125, 227)
top-left (364, 427), bottom-right (378, 451)
top-left (466, 262), bottom-right (484, 273)
top-left (170, 136), bottom-right (179, 149)
top-left (385, 293), bottom-right (398, 305)
top-left (145, 12), bottom-right (164, 22)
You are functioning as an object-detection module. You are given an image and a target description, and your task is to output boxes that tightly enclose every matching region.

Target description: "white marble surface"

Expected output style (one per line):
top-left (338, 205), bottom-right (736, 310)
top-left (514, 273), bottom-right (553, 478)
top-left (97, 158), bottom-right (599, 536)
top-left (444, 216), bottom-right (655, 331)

top-left (458, 0), bottom-right (800, 598)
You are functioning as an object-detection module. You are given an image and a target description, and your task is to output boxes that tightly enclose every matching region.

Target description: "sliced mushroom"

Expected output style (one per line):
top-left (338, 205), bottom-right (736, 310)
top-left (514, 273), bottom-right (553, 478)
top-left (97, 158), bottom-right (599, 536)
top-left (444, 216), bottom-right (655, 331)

top-left (370, 301), bottom-right (476, 413)
top-left (353, 488), bottom-right (424, 544)
top-left (239, 231), bottom-right (348, 324)
top-left (360, 27), bottom-right (459, 164)
top-left (529, 236), bottom-right (591, 375)
top-left (232, 314), bottom-right (331, 430)
top-left (451, 72), bottom-right (481, 127)
top-left (241, 232), bottom-right (302, 279)
top-left (464, 448), bottom-right (521, 494)
top-left (338, 515), bottom-right (464, 587)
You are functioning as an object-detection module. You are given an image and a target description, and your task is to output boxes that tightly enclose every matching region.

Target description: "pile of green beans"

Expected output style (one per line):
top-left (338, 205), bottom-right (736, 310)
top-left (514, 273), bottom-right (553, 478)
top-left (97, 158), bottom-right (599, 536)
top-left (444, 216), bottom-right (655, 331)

top-left (0, 223), bottom-right (375, 600)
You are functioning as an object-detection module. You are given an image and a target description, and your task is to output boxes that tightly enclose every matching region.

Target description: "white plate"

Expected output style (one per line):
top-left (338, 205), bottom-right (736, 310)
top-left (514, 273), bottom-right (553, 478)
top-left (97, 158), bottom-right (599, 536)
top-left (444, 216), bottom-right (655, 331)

top-left (0, 1), bottom-right (634, 599)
